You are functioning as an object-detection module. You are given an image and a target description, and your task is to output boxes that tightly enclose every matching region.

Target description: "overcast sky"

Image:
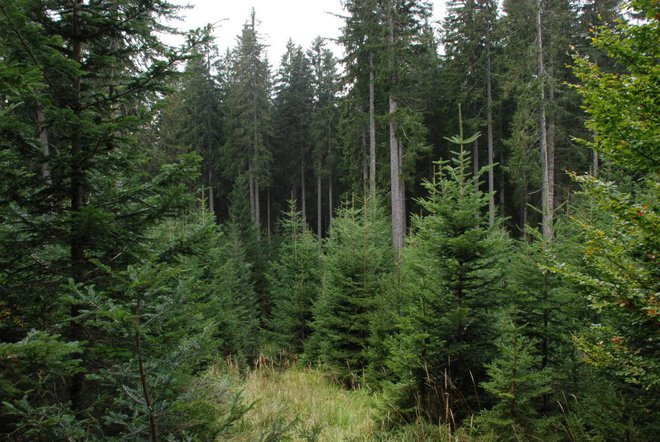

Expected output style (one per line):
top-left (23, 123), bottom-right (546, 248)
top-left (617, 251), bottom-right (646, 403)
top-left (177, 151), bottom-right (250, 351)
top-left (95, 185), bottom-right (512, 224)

top-left (170, 0), bottom-right (448, 66)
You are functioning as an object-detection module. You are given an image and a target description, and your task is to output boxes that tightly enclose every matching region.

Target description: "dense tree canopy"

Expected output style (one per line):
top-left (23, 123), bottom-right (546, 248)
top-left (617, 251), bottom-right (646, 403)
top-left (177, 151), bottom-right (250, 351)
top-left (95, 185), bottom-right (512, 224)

top-left (1, 0), bottom-right (657, 440)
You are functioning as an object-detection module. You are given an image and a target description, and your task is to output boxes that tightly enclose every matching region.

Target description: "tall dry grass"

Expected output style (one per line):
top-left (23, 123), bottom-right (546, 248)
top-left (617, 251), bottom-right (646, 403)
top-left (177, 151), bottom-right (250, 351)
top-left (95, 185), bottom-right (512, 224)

top-left (224, 364), bottom-right (380, 441)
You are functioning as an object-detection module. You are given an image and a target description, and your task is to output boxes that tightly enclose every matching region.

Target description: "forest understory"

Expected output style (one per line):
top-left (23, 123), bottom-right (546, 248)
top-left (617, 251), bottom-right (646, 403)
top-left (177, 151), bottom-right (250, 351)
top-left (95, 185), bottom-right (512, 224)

top-left (0, 0), bottom-right (657, 441)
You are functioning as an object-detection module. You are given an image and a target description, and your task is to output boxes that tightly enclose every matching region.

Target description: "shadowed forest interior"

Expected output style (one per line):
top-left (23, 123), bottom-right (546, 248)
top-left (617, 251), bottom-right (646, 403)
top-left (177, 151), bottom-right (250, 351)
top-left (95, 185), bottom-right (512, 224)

top-left (0, 0), bottom-right (658, 440)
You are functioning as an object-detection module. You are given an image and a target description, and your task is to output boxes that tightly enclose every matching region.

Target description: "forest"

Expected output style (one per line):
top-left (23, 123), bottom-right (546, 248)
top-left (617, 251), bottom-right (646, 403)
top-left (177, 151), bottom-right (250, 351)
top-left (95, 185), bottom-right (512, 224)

top-left (0, 0), bottom-right (657, 440)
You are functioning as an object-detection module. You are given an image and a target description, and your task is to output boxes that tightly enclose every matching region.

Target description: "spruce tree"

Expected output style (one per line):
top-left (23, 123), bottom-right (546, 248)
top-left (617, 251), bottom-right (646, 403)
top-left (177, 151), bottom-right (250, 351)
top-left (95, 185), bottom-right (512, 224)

top-left (178, 43), bottom-right (226, 215)
top-left (223, 9), bottom-right (272, 228)
top-left (307, 197), bottom-right (392, 386)
top-left (309, 37), bottom-right (340, 236)
top-left (213, 221), bottom-right (261, 363)
top-left (443, 0), bottom-right (499, 224)
top-left (340, 0), bottom-right (384, 194)
top-left (266, 201), bottom-right (321, 356)
top-left (385, 113), bottom-right (508, 425)
top-left (478, 318), bottom-right (551, 441)
top-left (0, 0), bottom-right (207, 436)
top-left (272, 40), bottom-right (314, 221)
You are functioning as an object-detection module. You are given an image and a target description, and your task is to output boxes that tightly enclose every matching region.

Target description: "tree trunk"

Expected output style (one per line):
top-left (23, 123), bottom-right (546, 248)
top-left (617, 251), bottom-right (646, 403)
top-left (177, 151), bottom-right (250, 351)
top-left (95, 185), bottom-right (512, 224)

top-left (362, 123), bottom-right (368, 193)
top-left (390, 95), bottom-right (403, 255)
top-left (301, 156), bottom-right (306, 222)
top-left (208, 169), bottom-right (214, 214)
top-left (548, 63), bottom-right (556, 227)
top-left (389, 0), bottom-right (404, 255)
top-left (536, 0), bottom-right (553, 242)
top-left (369, 51), bottom-right (377, 195)
top-left (486, 42), bottom-right (495, 227)
top-left (249, 168), bottom-right (255, 224)
top-left (592, 150), bottom-right (599, 176)
top-left (473, 138), bottom-right (479, 194)
top-left (37, 105), bottom-right (52, 185)
top-left (399, 137), bottom-right (406, 236)
top-left (498, 105), bottom-right (505, 213)
top-left (317, 161), bottom-right (322, 238)
top-left (267, 188), bottom-right (271, 241)
top-left (136, 290), bottom-right (158, 442)
top-left (328, 172), bottom-right (333, 229)
top-left (255, 179), bottom-right (260, 228)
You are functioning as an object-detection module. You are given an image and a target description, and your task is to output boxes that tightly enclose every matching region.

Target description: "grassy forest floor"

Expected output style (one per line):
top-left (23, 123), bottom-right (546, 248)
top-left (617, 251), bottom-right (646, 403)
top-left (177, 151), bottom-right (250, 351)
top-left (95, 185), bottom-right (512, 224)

top-left (217, 364), bottom-right (474, 441)
top-left (224, 365), bottom-right (379, 441)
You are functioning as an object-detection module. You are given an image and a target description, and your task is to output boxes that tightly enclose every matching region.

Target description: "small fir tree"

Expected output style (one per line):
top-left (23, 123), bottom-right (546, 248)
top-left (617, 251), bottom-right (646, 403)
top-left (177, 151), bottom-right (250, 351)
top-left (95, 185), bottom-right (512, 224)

top-left (266, 201), bottom-right (321, 356)
top-left (306, 197), bottom-right (392, 386)
top-left (385, 111), bottom-right (508, 425)
top-left (478, 318), bottom-right (551, 441)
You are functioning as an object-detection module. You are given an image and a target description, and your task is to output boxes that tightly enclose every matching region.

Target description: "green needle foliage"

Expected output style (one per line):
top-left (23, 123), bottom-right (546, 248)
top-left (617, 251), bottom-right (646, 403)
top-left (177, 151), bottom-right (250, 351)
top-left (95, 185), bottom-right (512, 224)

top-left (385, 117), bottom-right (509, 425)
top-left (267, 201), bottom-right (321, 357)
top-left (307, 196), bottom-right (392, 386)
top-left (478, 318), bottom-right (551, 441)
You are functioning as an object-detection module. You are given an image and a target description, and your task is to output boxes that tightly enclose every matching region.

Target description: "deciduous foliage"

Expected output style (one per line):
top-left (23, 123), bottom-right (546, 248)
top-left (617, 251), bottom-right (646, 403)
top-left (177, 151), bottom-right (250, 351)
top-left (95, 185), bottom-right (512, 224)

top-left (550, 1), bottom-right (659, 439)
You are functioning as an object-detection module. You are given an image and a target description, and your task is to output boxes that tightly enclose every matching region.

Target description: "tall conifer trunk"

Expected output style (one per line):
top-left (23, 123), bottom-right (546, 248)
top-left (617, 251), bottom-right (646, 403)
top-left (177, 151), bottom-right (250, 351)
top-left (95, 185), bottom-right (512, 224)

top-left (301, 157), bottom-right (306, 222)
top-left (267, 188), bottom-right (271, 241)
top-left (317, 161), bottom-right (322, 237)
top-left (369, 51), bottom-right (377, 194)
top-left (328, 172), bottom-right (333, 228)
top-left (208, 169), bottom-right (214, 214)
top-left (389, 95), bottom-right (403, 254)
top-left (498, 108), bottom-right (505, 212)
top-left (486, 39), bottom-right (495, 226)
top-left (362, 123), bottom-right (368, 191)
top-left (255, 180), bottom-right (260, 228)
top-left (536, 0), bottom-right (553, 242)
top-left (389, 0), bottom-right (404, 255)
top-left (548, 61), bottom-right (556, 224)
top-left (399, 131), bottom-right (406, 235)
top-left (473, 138), bottom-right (479, 193)
top-left (249, 168), bottom-right (255, 223)
top-left (37, 105), bottom-right (51, 185)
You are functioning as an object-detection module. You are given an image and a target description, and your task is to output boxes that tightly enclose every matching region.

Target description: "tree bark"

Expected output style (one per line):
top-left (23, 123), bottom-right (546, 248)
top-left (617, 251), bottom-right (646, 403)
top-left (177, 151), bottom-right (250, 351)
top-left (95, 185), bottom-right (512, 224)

top-left (592, 150), bottom-right (599, 177)
top-left (390, 95), bottom-right (403, 254)
top-left (498, 105), bottom-right (505, 212)
top-left (486, 40), bottom-right (495, 227)
top-left (267, 188), bottom-right (271, 241)
top-left (548, 62), bottom-right (556, 228)
top-left (399, 132), bottom-right (406, 236)
top-left (317, 161), bottom-right (322, 237)
top-left (328, 172), bottom-right (333, 229)
top-left (208, 169), bottom-right (214, 214)
top-left (37, 105), bottom-right (52, 185)
top-left (255, 179), bottom-right (260, 228)
top-left (369, 51), bottom-right (377, 195)
top-left (473, 138), bottom-right (479, 194)
top-left (536, 0), bottom-right (553, 242)
top-left (301, 156), bottom-right (306, 222)
top-left (389, 0), bottom-right (404, 255)
top-left (248, 168), bottom-right (255, 224)
top-left (362, 123), bottom-right (368, 193)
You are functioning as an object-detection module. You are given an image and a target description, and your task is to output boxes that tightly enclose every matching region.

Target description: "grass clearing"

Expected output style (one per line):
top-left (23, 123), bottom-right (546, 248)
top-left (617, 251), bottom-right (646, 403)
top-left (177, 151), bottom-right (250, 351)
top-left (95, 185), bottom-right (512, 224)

top-left (223, 365), bottom-right (381, 441)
